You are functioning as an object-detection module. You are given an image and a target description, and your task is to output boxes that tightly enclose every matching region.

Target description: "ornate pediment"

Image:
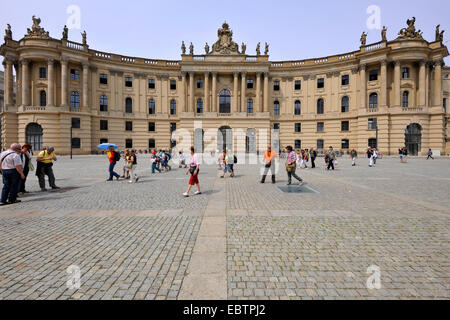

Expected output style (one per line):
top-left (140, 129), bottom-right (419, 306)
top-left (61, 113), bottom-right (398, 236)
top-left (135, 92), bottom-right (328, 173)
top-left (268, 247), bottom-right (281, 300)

top-left (210, 22), bottom-right (241, 55)
top-left (396, 17), bottom-right (424, 41)
top-left (24, 16), bottom-right (50, 39)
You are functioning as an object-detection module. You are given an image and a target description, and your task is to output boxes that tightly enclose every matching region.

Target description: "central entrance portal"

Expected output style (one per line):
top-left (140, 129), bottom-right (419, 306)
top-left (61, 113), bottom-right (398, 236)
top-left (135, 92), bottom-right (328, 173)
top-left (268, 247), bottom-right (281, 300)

top-left (217, 126), bottom-right (233, 152)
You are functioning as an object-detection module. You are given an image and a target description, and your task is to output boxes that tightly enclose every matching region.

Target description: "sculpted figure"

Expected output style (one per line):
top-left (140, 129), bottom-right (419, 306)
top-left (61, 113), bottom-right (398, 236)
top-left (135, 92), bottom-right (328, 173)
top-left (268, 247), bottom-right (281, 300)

top-left (189, 42), bottom-right (194, 55)
top-left (81, 30), bottom-right (87, 45)
top-left (4, 24), bottom-right (12, 41)
top-left (62, 25), bottom-right (68, 40)
top-left (360, 32), bottom-right (367, 46)
top-left (381, 26), bottom-right (387, 41)
top-left (241, 42), bottom-right (246, 54)
top-left (205, 42), bottom-right (210, 54)
top-left (264, 42), bottom-right (269, 55)
top-left (256, 42), bottom-right (261, 56)
top-left (181, 41), bottom-right (186, 54)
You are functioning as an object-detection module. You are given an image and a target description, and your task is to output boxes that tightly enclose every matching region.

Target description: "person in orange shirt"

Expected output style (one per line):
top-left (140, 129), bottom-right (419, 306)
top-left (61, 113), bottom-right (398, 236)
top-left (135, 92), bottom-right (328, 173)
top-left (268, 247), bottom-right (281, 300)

top-left (260, 145), bottom-right (279, 184)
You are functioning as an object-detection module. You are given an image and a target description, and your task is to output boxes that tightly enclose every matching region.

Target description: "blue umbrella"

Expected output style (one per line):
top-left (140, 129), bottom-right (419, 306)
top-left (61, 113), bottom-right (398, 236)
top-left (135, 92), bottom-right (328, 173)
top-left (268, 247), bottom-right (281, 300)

top-left (97, 143), bottom-right (118, 150)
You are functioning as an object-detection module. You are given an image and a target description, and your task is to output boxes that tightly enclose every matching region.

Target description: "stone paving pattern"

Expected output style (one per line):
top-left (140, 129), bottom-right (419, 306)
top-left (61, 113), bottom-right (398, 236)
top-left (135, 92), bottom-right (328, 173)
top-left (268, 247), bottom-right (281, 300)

top-left (0, 155), bottom-right (449, 299)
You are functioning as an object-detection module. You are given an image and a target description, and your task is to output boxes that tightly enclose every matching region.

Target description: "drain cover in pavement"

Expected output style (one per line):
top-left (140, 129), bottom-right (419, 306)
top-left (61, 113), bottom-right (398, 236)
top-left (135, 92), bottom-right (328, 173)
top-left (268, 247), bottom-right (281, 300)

top-left (276, 185), bottom-right (319, 194)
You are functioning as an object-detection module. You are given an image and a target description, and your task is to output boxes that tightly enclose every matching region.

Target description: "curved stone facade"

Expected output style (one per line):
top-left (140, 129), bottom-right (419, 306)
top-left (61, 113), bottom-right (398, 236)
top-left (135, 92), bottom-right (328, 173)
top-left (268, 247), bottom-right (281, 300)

top-left (1, 18), bottom-right (449, 155)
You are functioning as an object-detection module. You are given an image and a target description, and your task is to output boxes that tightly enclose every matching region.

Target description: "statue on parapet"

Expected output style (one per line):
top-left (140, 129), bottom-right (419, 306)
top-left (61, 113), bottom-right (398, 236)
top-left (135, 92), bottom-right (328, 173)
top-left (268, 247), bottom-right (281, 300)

top-left (62, 25), bottom-right (68, 40)
top-left (205, 42), bottom-right (210, 54)
top-left (397, 17), bottom-right (423, 40)
top-left (241, 42), bottom-right (246, 55)
top-left (181, 41), bottom-right (186, 55)
top-left (264, 42), bottom-right (269, 55)
top-left (189, 42), bottom-right (194, 55)
top-left (256, 42), bottom-right (261, 56)
top-left (381, 26), bottom-right (387, 41)
top-left (26, 15), bottom-right (49, 38)
top-left (436, 25), bottom-right (445, 42)
top-left (81, 31), bottom-right (87, 45)
top-left (360, 31), bottom-right (367, 46)
top-left (4, 24), bottom-right (12, 41)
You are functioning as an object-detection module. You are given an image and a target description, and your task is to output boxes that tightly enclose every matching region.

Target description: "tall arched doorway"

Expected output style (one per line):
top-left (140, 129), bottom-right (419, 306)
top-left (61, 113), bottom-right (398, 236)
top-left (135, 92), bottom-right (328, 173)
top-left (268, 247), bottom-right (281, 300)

top-left (246, 129), bottom-right (256, 153)
top-left (217, 126), bottom-right (233, 152)
top-left (194, 128), bottom-right (204, 153)
top-left (26, 123), bottom-right (43, 151)
top-left (405, 123), bottom-right (422, 156)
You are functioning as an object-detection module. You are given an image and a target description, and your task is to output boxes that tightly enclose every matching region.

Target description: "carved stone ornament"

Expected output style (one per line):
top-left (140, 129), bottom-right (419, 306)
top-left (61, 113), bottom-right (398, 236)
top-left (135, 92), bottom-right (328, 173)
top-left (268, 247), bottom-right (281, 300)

top-left (210, 22), bottom-right (240, 55)
top-left (396, 17), bottom-right (424, 40)
top-left (25, 16), bottom-right (50, 39)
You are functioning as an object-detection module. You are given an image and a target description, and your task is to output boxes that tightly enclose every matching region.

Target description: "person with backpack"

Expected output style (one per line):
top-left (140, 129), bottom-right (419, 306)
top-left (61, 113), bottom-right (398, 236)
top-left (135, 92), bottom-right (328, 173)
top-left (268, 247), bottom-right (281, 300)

top-left (228, 149), bottom-right (236, 177)
top-left (127, 150), bottom-right (139, 183)
top-left (107, 146), bottom-right (121, 181)
top-left (219, 150), bottom-right (232, 178)
top-left (183, 146), bottom-right (201, 197)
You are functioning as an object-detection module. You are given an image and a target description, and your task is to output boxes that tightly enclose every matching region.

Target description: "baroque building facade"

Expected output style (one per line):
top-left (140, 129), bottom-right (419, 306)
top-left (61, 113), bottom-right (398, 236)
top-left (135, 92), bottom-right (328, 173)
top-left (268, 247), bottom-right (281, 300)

top-left (0, 18), bottom-right (449, 155)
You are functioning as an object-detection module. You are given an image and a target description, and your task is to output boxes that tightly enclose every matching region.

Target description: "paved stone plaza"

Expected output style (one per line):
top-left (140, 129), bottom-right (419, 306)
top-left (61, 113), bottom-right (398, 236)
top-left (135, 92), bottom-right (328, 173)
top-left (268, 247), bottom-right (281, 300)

top-left (0, 155), bottom-right (449, 300)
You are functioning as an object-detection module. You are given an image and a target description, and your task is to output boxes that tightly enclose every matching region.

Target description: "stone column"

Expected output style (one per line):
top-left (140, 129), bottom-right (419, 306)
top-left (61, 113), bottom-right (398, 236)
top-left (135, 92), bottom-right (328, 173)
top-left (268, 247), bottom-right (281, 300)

top-left (3, 59), bottom-right (13, 107)
top-left (233, 72), bottom-right (239, 113)
top-left (82, 63), bottom-right (89, 108)
top-left (212, 72), bottom-right (217, 113)
top-left (60, 58), bottom-right (68, 106)
top-left (359, 64), bottom-right (366, 109)
top-left (21, 59), bottom-right (29, 106)
top-left (47, 59), bottom-right (55, 106)
top-left (180, 73), bottom-right (186, 112)
top-left (380, 60), bottom-right (387, 107)
top-left (433, 60), bottom-right (442, 107)
top-left (263, 72), bottom-right (269, 113)
top-left (204, 72), bottom-right (209, 112)
top-left (14, 63), bottom-right (21, 106)
top-left (418, 60), bottom-right (426, 107)
top-left (189, 72), bottom-right (194, 113)
top-left (394, 60), bottom-right (401, 107)
top-left (241, 72), bottom-right (246, 113)
top-left (256, 73), bottom-right (262, 113)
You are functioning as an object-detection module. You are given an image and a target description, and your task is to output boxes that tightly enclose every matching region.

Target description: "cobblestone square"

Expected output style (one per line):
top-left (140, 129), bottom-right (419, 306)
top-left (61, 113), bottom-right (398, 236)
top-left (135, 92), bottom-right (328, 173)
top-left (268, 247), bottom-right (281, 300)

top-left (0, 155), bottom-right (449, 299)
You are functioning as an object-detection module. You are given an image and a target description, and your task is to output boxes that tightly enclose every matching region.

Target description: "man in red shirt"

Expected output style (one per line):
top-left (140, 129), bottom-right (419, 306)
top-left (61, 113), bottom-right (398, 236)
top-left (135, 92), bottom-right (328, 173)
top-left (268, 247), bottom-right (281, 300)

top-left (107, 146), bottom-right (120, 181)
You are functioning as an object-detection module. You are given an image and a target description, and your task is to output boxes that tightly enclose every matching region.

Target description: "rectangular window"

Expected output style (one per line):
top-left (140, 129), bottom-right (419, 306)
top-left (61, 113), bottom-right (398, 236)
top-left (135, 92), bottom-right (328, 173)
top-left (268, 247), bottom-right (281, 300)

top-left (149, 139), bottom-right (156, 149)
top-left (402, 67), bottom-right (410, 79)
top-left (294, 123), bottom-right (302, 133)
top-left (247, 79), bottom-right (254, 89)
top-left (170, 122), bottom-right (176, 133)
top-left (341, 139), bottom-right (350, 149)
top-left (341, 75), bottom-right (349, 86)
top-left (71, 138), bottom-right (81, 149)
top-left (125, 76), bottom-right (133, 87)
top-left (295, 140), bottom-right (302, 150)
top-left (125, 139), bottom-right (133, 149)
top-left (197, 79), bottom-right (203, 89)
top-left (100, 138), bottom-right (108, 144)
top-left (148, 79), bottom-right (155, 89)
top-left (368, 118), bottom-right (378, 130)
top-left (317, 139), bottom-right (324, 150)
top-left (369, 70), bottom-right (378, 81)
top-left (39, 67), bottom-right (47, 79)
top-left (368, 138), bottom-right (377, 149)
top-left (149, 122), bottom-right (155, 132)
top-left (99, 74), bottom-right (108, 85)
top-left (317, 122), bottom-right (324, 132)
top-left (71, 117), bottom-right (80, 129)
top-left (273, 81), bottom-right (280, 91)
top-left (100, 120), bottom-right (108, 131)
top-left (341, 121), bottom-right (349, 132)
top-left (70, 69), bottom-right (80, 81)
top-left (273, 123), bottom-right (280, 130)
top-left (100, 95), bottom-right (108, 112)
top-left (125, 121), bottom-right (133, 131)
top-left (317, 78), bottom-right (324, 88)
top-left (294, 80), bottom-right (301, 91)
top-left (170, 80), bottom-right (177, 90)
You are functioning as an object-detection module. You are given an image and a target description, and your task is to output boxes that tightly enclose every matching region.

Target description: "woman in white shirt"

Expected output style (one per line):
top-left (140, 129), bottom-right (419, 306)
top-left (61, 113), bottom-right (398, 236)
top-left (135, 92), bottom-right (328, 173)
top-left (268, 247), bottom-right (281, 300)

top-left (183, 147), bottom-right (201, 197)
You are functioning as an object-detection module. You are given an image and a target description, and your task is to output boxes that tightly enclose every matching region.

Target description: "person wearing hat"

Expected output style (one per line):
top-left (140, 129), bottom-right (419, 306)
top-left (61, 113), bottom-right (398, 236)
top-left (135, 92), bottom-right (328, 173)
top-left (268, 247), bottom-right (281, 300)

top-left (0, 143), bottom-right (25, 205)
top-left (36, 146), bottom-right (59, 191)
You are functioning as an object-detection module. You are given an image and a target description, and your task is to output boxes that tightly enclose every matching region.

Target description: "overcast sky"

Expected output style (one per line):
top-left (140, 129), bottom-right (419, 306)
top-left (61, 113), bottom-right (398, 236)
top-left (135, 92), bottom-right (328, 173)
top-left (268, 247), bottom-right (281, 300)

top-left (1, 0), bottom-right (449, 71)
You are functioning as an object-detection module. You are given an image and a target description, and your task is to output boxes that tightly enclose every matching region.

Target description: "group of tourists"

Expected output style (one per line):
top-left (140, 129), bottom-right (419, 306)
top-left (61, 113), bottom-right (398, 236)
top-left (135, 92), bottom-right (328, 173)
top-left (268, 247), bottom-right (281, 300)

top-left (367, 148), bottom-right (379, 167)
top-left (0, 143), bottom-right (59, 206)
top-left (218, 150), bottom-right (236, 178)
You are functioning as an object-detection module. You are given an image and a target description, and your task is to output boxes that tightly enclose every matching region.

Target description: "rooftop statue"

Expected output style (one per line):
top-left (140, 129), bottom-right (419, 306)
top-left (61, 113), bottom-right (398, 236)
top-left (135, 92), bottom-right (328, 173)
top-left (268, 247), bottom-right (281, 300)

top-left (81, 31), bottom-right (87, 45)
top-left (397, 17), bottom-right (423, 40)
top-left (436, 25), bottom-right (445, 42)
top-left (241, 42), bottom-right (246, 55)
top-left (381, 26), bottom-right (387, 41)
top-left (181, 41), bottom-right (186, 55)
top-left (264, 42), bottom-right (269, 55)
top-left (205, 42), bottom-right (210, 54)
top-left (189, 42), bottom-right (194, 55)
top-left (360, 32), bottom-right (367, 46)
top-left (62, 25), bottom-right (68, 40)
top-left (4, 24), bottom-right (12, 41)
top-left (210, 22), bottom-right (240, 55)
top-left (25, 15), bottom-right (50, 38)
top-left (256, 42), bottom-right (261, 56)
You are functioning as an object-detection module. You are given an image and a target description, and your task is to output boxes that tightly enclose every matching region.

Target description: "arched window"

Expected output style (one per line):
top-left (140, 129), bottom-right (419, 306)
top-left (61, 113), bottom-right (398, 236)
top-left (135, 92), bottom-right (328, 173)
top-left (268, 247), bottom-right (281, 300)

top-left (70, 91), bottom-right (80, 108)
top-left (100, 95), bottom-right (108, 112)
top-left (317, 99), bottom-right (324, 114)
top-left (148, 99), bottom-right (155, 114)
top-left (341, 96), bottom-right (349, 113)
top-left (402, 67), bottom-right (410, 79)
top-left (294, 100), bottom-right (301, 115)
top-left (219, 89), bottom-right (231, 113)
top-left (39, 90), bottom-right (46, 107)
top-left (26, 123), bottom-right (43, 151)
top-left (402, 91), bottom-right (409, 108)
top-left (197, 98), bottom-right (203, 114)
top-left (369, 93), bottom-right (378, 109)
top-left (170, 99), bottom-right (177, 115)
top-left (273, 101), bottom-right (280, 116)
top-left (125, 97), bottom-right (132, 113)
top-left (247, 99), bottom-right (253, 114)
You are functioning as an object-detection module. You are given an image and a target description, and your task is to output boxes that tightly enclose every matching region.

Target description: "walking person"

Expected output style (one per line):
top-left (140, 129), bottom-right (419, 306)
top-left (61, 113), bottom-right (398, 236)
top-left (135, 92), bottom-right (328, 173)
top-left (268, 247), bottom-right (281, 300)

top-left (350, 148), bottom-right (358, 166)
top-left (127, 150), bottom-right (139, 183)
top-left (373, 148), bottom-right (378, 165)
top-left (36, 147), bottom-right (60, 191)
top-left (285, 146), bottom-right (303, 185)
top-left (402, 147), bottom-right (408, 163)
top-left (228, 150), bottom-right (236, 177)
top-left (151, 151), bottom-right (162, 173)
top-left (0, 143), bottom-right (25, 205)
top-left (19, 144), bottom-right (33, 194)
top-left (326, 146), bottom-right (336, 171)
top-left (367, 148), bottom-right (374, 167)
top-left (179, 151), bottom-right (187, 168)
top-left (183, 146), bottom-right (201, 197)
top-left (310, 148), bottom-right (317, 169)
top-left (219, 150), bottom-right (231, 178)
top-left (260, 145), bottom-right (279, 184)
top-left (399, 148), bottom-right (404, 163)
top-left (121, 150), bottom-right (130, 179)
top-left (106, 146), bottom-right (121, 181)
top-left (427, 149), bottom-right (434, 160)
